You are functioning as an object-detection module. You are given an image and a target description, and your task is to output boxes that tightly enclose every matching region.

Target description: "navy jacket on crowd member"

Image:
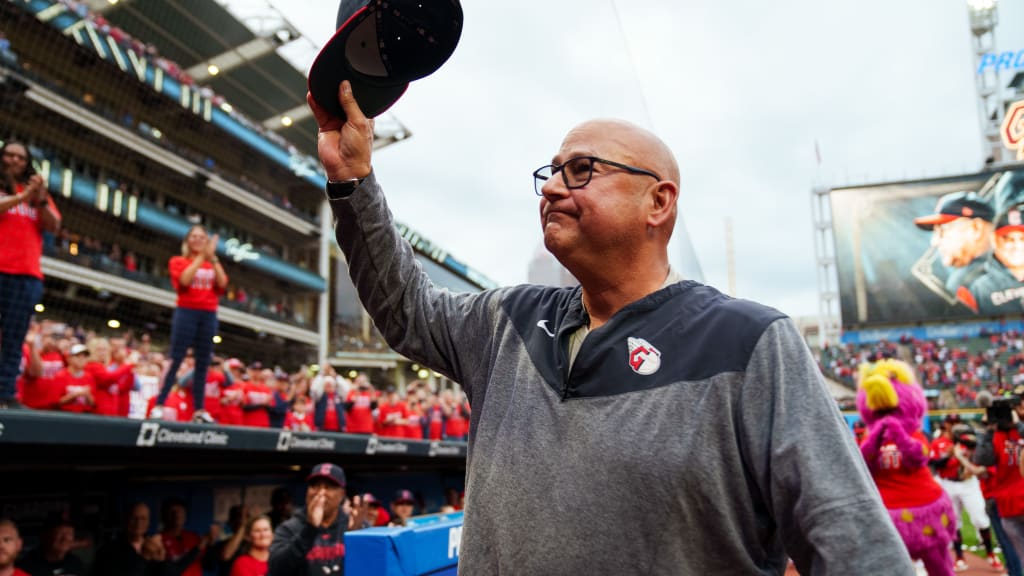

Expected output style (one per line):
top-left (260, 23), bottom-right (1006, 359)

top-left (268, 510), bottom-right (346, 576)
top-left (313, 393), bottom-right (346, 432)
top-left (268, 391), bottom-right (289, 428)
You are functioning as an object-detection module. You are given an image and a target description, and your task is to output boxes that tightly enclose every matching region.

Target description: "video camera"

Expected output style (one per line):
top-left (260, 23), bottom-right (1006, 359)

top-left (986, 395), bottom-right (1020, 429)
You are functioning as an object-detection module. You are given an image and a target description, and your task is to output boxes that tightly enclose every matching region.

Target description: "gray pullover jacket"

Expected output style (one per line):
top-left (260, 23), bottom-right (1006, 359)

top-left (329, 173), bottom-right (913, 575)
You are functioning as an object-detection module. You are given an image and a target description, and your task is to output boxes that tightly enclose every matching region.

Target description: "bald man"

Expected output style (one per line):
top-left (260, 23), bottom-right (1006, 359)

top-left (309, 83), bottom-right (911, 575)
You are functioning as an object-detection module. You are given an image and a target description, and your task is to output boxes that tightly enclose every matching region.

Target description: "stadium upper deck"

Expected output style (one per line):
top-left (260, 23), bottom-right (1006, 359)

top-left (0, 0), bottom-right (497, 375)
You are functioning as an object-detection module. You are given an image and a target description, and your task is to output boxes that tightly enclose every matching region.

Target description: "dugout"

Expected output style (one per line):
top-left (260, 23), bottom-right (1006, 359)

top-left (0, 410), bottom-right (467, 564)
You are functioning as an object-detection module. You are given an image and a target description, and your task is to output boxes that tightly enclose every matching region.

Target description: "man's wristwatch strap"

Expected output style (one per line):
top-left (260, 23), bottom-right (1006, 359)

top-left (326, 177), bottom-right (364, 200)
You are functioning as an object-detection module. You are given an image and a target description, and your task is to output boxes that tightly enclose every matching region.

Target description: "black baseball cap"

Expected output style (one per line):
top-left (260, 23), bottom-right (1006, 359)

top-left (307, 462), bottom-right (346, 488)
top-left (995, 203), bottom-right (1024, 235)
top-left (308, 0), bottom-right (464, 122)
top-left (914, 191), bottom-right (994, 230)
top-left (392, 489), bottom-right (415, 504)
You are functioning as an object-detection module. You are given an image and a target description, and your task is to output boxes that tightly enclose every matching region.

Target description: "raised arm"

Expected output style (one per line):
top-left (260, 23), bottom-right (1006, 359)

top-left (306, 82), bottom-right (501, 389)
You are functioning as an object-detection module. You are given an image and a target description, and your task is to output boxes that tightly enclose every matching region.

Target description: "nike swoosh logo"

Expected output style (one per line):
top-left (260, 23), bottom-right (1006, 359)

top-left (536, 320), bottom-right (555, 338)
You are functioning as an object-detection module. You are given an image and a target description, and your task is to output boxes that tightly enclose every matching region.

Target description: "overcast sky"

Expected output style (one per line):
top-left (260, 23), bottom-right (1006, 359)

top-left (268, 0), bottom-right (1024, 319)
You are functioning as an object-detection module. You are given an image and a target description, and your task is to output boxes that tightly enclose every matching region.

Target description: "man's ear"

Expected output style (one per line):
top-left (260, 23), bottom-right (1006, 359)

top-left (647, 181), bottom-right (678, 228)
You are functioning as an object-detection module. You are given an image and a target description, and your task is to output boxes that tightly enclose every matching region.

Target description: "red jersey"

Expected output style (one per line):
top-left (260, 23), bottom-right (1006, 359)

top-left (40, 350), bottom-right (65, 378)
top-left (161, 530), bottom-right (202, 576)
top-left (284, 410), bottom-right (315, 431)
top-left (149, 388), bottom-right (193, 421)
top-left (378, 401), bottom-right (407, 438)
top-left (203, 369), bottom-right (228, 421)
top-left (19, 374), bottom-right (57, 409)
top-left (987, 428), bottom-right (1024, 517)
top-left (230, 554), bottom-right (268, 576)
top-left (445, 402), bottom-right (469, 438)
top-left (88, 361), bottom-right (134, 416)
top-left (321, 393), bottom-right (342, 432)
top-left (11, 568), bottom-right (30, 576)
top-left (345, 390), bottom-right (375, 434)
top-left (169, 256), bottom-right (225, 311)
top-left (219, 382), bottom-right (245, 426)
top-left (242, 382), bottom-right (273, 428)
top-left (873, 430), bottom-right (945, 509)
top-left (929, 436), bottom-right (960, 480)
top-left (405, 411), bottom-right (424, 440)
top-left (426, 405), bottom-right (444, 440)
top-left (53, 369), bottom-right (96, 413)
top-left (0, 185), bottom-right (59, 278)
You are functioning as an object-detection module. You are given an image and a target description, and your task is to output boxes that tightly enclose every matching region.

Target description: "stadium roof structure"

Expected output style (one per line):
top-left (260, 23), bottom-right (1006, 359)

top-left (77, 0), bottom-right (410, 158)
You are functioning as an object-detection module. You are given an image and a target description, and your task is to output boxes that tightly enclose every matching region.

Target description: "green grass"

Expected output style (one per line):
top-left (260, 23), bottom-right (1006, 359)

top-left (959, 507), bottom-right (1005, 562)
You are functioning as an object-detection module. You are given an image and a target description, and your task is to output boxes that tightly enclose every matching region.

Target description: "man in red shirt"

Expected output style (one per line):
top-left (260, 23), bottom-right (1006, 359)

top-left (314, 376), bottom-right (345, 433)
top-left (242, 371), bottom-right (273, 428)
top-left (54, 344), bottom-right (96, 414)
top-left (159, 498), bottom-right (206, 576)
top-left (0, 518), bottom-right (30, 576)
top-left (219, 364), bottom-right (246, 426)
top-left (0, 141), bottom-right (60, 410)
top-left (377, 386), bottom-right (407, 438)
top-left (344, 378), bottom-right (376, 434)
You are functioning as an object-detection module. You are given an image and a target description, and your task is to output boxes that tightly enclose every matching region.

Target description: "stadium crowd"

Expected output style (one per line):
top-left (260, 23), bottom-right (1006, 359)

top-left (9, 317), bottom-right (471, 439)
top-left (0, 473), bottom-right (464, 576)
top-left (820, 330), bottom-right (1024, 409)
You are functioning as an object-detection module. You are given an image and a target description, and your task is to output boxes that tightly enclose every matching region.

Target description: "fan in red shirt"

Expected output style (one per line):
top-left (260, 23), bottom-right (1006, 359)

top-left (314, 376), bottom-right (345, 433)
top-left (219, 365), bottom-right (246, 426)
top-left (147, 385), bottom-right (194, 422)
top-left (229, 515), bottom-right (272, 576)
top-left (344, 378), bottom-right (376, 434)
top-left (242, 372), bottom-right (273, 428)
top-left (159, 498), bottom-right (207, 576)
top-left (443, 391), bottom-right (470, 441)
top-left (177, 357), bottom-right (231, 423)
top-left (16, 326), bottom-right (53, 410)
top-left (0, 141), bottom-right (60, 410)
top-left (377, 387), bottom-right (408, 438)
top-left (425, 395), bottom-right (445, 441)
top-left (405, 399), bottom-right (425, 440)
top-left (86, 338), bottom-right (136, 417)
top-left (284, 395), bottom-right (315, 431)
top-left (151, 224), bottom-right (228, 424)
top-left (53, 344), bottom-right (96, 413)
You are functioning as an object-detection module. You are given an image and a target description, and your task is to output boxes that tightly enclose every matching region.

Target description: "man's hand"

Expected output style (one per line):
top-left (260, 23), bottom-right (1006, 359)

top-left (307, 81), bottom-right (374, 182)
top-left (307, 491), bottom-right (326, 527)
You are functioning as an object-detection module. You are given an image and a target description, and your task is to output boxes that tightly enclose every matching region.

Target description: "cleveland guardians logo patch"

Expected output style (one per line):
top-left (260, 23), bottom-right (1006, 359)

top-left (627, 337), bottom-right (661, 375)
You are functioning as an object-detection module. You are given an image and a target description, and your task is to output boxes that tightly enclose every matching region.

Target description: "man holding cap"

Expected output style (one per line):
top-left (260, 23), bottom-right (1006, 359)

top-left (962, 202), bottom-right (1024, 314)
top-left (269, 463), bottom-right (348, 575)
top-left (913, 191), bottom-right (994, 300)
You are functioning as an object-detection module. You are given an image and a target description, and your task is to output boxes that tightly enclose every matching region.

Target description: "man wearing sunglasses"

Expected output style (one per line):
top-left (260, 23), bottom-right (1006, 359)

top-left (309, 82), bottom-right (910, 574)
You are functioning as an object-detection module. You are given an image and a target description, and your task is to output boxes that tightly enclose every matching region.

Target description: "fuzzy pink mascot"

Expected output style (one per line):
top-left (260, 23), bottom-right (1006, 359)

top-left (858, 359), bottom-right (955, 576)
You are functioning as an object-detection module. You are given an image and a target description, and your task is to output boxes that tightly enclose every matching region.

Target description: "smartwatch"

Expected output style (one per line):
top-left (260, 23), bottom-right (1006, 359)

top-left (326, 178), bottom-right (364, 200)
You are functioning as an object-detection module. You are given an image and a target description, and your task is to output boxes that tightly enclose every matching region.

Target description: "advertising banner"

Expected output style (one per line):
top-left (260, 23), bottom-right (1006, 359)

top-left (831, 167), bottom-right (1024, 326)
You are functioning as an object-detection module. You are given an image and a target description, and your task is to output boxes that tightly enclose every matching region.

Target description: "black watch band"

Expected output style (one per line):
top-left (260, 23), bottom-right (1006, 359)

top-left (325, 177), bottom-right (364, 200)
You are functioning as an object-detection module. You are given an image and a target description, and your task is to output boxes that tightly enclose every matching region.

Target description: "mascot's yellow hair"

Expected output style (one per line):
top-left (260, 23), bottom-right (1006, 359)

top-left (859, 359), bottom-right (914, 412)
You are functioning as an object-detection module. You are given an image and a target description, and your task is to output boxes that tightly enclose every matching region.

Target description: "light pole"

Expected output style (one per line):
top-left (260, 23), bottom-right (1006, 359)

top-left (967, 0), bottom-right (1007, 165)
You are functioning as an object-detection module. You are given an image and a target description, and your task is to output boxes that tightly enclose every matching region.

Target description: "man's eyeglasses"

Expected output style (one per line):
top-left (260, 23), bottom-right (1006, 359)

top-left (533, 156), bottom-right (661, 196)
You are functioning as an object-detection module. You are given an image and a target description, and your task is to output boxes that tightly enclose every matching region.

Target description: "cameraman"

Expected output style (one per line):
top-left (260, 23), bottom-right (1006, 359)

top-left (973, 393), bottom-right (1024, 573)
